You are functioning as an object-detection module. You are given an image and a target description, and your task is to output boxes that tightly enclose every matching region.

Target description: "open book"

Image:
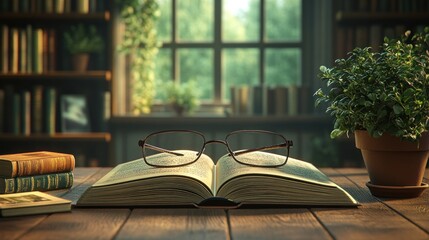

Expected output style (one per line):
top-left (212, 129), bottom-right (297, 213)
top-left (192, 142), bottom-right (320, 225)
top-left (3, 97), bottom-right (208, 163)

top-left (77, 151), bottom-right (358, 208)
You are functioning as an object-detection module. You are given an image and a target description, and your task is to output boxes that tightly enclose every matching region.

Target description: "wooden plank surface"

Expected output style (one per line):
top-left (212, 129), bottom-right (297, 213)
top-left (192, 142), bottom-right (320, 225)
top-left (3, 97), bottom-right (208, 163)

top-left (336, 168), bottom-right (429, 236)
top-left (116, 209), bottom-right (228, 240)
top-left (0, 215), bottom-right (47, 240)
top-left (228, 209), bottom-right (332, 240)
top-left (314, 168), bottom-right (429, 240)
top-left (18, 209), bottom-right (130, 240)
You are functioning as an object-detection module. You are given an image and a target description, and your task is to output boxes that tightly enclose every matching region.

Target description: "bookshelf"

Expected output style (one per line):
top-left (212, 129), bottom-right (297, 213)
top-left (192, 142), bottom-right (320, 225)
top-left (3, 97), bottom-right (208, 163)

top-left (0, 0), bottom-right (112, 166)
top-left (333, 0), bottom-right (429, 59)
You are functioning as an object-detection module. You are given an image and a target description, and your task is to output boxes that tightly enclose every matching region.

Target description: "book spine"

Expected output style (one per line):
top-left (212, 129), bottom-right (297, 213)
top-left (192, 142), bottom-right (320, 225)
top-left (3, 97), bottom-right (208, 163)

top-left (20, 29), bottom-right (27, 73)
top-left (11, 27), bottom-right (19, 73)
top-left (0, 172), bottom-right (74, 194)
top-left (44, 87), bottom-right (57, 134)
top-left (12, 93), bottom-right (21, 134)
top-left (0, 89), bottom-right (4, 133)
top-left (48, 29), bottom-right (56, 71)
top-left (20, 90), bottom-right (31, 135)
top-left (26, 25), bottom-right (33, 73)
top-left (31, 85), bottom-right (43, 134)
top-left (2, 25), bottom-right (9, 73)
top-left (12, 155), bottom-right (75, 177)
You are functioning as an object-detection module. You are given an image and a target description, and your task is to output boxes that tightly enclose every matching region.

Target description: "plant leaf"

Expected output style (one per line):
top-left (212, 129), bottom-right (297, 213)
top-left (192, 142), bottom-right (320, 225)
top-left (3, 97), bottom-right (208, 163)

top-left (393, 105), bottom-right (403, 114)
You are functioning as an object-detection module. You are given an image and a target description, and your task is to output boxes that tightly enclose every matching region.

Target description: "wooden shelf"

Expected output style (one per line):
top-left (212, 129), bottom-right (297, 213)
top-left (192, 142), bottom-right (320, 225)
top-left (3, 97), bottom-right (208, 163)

top-left (0, 133), bottom-right (111, 142)
top-left (0, 71), bottom-right (111, 81)
top-left (336, 12), bottom-right (429, 24)
top-left (0, 2), bottom-right (113, 166)
top-left (0, 12), bottom-right (110, 21)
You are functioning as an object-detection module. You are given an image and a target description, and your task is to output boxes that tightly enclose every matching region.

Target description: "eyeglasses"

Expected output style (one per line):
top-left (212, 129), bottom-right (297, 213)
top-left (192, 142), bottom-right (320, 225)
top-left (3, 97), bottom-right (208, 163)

top-left (138, 130), bottom-right (293, 168)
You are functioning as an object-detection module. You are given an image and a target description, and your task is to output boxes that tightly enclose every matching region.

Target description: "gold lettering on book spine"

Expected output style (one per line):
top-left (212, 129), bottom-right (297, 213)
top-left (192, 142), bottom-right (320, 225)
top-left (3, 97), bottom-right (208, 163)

top-left (16, 178), bottom-right (21, 192)
top-left (31, 177), bottom-right (35, 191)
top-left (12, 161), bottom-right (18, 177)
top-left (54, 157), bottom-right (65, 172)
top-left (4, 179), bottom-right (14, 193)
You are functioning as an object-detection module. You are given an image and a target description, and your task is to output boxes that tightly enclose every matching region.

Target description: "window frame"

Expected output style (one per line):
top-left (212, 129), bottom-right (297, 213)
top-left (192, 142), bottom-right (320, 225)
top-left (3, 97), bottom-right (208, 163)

top-left (112, 0), bottom-right (329, 115)
top-left (160, 0), bottom-right (306, 105)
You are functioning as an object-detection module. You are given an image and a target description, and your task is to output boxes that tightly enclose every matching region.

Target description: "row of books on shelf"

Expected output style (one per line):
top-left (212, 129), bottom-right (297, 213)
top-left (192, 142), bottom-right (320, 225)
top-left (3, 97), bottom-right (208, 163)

top-left (1, 25), bottom-right (56, 74)
top-left (338, 0), bottom-right (429, 13)
top-left (230, 85), bottom-right (313, 116)
top-left (335, 24), bottom-right (426, 59)
top-left (0, 0), bottom-right (105, 14)
top-left (0, 85), bottom-right (111, 135)
top-left (0, 151), bottom-right (74, 216)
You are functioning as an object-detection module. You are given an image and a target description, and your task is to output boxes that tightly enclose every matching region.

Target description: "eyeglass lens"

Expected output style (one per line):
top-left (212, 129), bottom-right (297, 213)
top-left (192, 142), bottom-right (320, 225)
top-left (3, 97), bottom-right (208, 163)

top-left (226, 131), bottom-right (288, 166)
top-left (143, 131), bottom-right (205, 167)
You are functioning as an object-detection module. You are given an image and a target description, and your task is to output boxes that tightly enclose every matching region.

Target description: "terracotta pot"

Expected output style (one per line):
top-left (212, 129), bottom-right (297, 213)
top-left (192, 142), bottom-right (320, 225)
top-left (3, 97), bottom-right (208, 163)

top-left (355, 130), bottom-right (429, 187)
top-left (72, 53), bottom-right (90, 72)
top-left (171, 103), bottom-right (186, 116)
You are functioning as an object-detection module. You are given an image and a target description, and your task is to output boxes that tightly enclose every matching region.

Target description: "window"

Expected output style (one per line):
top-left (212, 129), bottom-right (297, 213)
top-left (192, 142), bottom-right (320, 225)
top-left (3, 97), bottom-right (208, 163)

top-left (116, 0), bottom-right (309, 114)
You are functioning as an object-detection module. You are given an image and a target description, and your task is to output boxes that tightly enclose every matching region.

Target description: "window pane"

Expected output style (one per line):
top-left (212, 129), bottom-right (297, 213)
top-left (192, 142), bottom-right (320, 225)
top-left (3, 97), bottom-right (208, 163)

top-left (223, 49), bottom-right (259, 100)
top-left (222, 0), bottom-right (259, 42)
top-left (154, 49), bottom-right (172, 99)
top-left (177, 0), bottom-right (213, 42)
top-left (157, 0), bottom-right (172, 42)
top-left (178, 49), bottom-right (214, 100)
top-left (265, 48), bottom-right (301, 86)
top-left (266, 0), bottom-right (301, 41)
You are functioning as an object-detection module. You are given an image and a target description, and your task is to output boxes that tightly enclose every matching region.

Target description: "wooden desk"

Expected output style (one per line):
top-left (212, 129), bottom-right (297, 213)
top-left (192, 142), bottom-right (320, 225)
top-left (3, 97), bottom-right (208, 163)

top-left (1, 168), bottom-right (428, 240)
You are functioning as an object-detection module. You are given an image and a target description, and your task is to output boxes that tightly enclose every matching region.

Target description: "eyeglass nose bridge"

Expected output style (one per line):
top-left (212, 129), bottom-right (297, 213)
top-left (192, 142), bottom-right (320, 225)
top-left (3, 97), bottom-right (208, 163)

top-left (204, 139), bottom-right (228, 146)
top-left (199, 139), bottom-right (234, 155)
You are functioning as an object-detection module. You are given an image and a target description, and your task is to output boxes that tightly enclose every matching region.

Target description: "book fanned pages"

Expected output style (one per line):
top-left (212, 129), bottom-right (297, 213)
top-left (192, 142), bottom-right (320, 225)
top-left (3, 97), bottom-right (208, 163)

top-left (0, 191), bottom-right (71, 217)
top-left (77, 151), bottom-right (358, 208)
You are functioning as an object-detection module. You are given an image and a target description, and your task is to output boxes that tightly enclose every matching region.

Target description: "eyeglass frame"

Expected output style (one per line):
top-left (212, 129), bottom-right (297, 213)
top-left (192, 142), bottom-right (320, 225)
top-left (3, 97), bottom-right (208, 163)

top-left (137, 129), bottom-right (293, 168)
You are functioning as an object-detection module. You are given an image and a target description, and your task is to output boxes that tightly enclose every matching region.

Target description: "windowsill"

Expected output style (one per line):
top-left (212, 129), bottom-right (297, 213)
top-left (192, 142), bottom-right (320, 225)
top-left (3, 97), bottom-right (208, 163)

top-left (109, 114), bottom-right (332, 128)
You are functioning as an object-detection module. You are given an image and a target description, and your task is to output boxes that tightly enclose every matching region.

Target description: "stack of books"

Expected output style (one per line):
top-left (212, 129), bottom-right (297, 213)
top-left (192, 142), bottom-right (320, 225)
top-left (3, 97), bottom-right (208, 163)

top-left (0, 151), bottom-right (75, 194)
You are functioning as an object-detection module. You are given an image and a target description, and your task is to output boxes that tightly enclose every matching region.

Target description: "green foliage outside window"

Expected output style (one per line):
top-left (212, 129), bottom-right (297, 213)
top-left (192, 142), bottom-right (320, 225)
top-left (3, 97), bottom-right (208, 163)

top-left (153, 0), bottom-right (302, 103)
top-left (119, 0), bottom-right (302, 111)
top-left (117, 0), bottom-right (161, 114)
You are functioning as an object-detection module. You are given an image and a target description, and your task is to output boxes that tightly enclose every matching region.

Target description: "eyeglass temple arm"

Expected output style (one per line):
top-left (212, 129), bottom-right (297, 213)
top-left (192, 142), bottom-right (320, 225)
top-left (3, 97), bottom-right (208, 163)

top-left (144, 143), bottom-right (184, 156)
top-left (232, 141), bottom-right (293, 156)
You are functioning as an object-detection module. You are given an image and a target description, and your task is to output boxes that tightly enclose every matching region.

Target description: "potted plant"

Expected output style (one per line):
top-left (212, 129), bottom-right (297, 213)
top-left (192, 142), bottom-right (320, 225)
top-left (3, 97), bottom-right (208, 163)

top-left (162, 81), bottom-right (200, 116)
top-left (315, 27), bottom-right (429, 198)
top-left (63, 24), bottom-right (104, 71)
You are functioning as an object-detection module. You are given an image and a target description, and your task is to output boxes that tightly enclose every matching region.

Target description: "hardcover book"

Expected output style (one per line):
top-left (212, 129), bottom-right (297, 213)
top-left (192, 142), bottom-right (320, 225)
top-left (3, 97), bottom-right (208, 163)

top-left (0, 151), bottom-right (75, 178)
top-left (0, 191), bottom-right (71, 217)
top-left (0, 172), bottom-right (74, 194)
top-left (77, 151), bottom-right (358, 208)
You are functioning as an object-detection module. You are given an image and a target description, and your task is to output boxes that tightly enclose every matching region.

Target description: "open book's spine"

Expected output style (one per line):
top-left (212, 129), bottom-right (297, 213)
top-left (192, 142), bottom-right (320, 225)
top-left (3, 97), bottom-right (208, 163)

top-left (11, 155), bottom-right (75, 177)
top-left (0, 172), bottom-right (74, 194)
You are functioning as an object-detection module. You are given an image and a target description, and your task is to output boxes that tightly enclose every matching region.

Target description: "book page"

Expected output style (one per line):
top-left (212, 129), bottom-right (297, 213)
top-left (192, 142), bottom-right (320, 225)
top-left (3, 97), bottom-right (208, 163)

top-left (0, 191), bottom-right (71, 209)
top-left (93, 150), bottom-right (215, 193)
top-left (215, 151), bottom-right (335, 193)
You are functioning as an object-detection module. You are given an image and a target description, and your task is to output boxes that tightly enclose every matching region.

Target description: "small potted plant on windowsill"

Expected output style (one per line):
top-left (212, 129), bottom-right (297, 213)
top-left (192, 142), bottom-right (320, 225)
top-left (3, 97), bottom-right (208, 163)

top-left (63, 24), bottom-right (104, 72)
top-left (162, 81), bottom-right (200, 116)
top-left (314, 27), bottom-right (429, 198)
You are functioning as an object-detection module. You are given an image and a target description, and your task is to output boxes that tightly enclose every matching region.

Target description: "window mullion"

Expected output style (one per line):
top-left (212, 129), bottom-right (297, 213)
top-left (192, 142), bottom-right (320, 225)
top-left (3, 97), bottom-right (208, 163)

top-left (260, 0), bottom-right (265, 86)
top-left (172, 0), bottom-right (177, 82)
top-left (214, 0), bottom-right (222, 103)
